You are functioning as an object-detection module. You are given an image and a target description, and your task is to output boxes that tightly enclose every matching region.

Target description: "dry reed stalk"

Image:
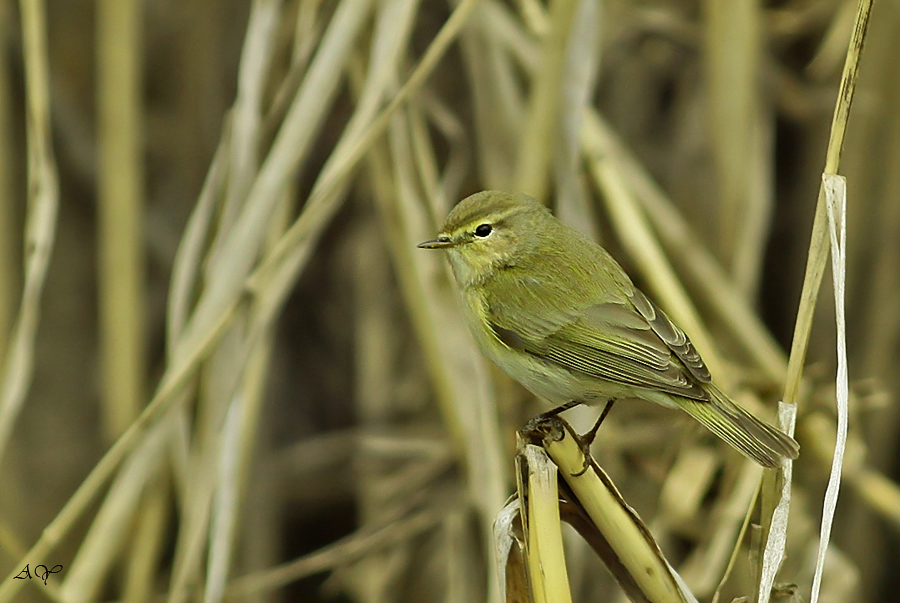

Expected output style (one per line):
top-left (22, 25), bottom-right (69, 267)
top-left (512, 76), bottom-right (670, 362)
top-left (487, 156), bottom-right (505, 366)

top-left (0, 0), bottom-right (59, 467)
top-left (122, 474), bottom-right (171, 603)
top-left (703, 0), bottom-right (773, 299)
top-left (782, 0), bottom-right (871, 409)
top-left (553, 0), bottom-right (600, 240)
top-left (96, 0), bottom-right (146, 443)
top-left (206, 0), bottom-right (281, 267)
top-left (457, 1), bottom-right (528, 190)
top-left (93, 9), bottom-right (161, 589)
top-left (514, 0), bottom-right (580, 202)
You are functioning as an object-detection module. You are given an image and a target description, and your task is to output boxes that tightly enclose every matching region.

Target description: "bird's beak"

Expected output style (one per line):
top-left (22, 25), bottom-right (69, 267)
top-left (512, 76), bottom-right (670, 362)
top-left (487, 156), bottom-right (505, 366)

top-left (417, 236), bottom-right (455, 249)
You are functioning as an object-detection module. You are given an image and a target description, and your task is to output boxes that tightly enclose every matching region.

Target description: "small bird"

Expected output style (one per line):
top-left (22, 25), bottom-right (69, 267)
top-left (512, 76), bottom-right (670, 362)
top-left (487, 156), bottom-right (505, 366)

top-left (418, 190), bottom-right (798, 468)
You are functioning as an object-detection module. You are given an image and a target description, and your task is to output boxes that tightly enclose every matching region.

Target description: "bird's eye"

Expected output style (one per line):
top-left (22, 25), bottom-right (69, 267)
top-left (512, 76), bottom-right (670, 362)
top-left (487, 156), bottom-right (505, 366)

top-left (474, 224), bottom-right (493, 237)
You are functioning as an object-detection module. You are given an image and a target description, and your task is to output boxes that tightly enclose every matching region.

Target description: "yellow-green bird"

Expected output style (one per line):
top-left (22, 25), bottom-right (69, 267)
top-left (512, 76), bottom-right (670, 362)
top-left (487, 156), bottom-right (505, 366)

top-left (419, 190), bottom-right (799, 468)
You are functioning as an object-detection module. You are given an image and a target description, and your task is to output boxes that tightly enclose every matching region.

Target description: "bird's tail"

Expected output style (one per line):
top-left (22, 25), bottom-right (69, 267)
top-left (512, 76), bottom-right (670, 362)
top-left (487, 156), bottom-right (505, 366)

top-left (678, 386), bottom-right (799, 468)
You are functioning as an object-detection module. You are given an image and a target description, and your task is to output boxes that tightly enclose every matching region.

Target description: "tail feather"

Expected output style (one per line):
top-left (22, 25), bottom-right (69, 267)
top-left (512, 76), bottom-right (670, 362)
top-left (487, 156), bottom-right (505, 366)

top-left (678, 386), bottom-right (799, 468)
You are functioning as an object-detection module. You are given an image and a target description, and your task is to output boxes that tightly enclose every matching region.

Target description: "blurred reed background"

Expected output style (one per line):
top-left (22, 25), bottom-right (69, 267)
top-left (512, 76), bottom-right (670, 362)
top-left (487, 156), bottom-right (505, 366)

top-left (0, 0), bottom-right (897, 601)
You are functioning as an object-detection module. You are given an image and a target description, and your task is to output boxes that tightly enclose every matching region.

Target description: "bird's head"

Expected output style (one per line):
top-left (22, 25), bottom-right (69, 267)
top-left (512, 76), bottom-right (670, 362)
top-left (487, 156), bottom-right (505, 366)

top-left (418, 191), bottom-right (552, 287)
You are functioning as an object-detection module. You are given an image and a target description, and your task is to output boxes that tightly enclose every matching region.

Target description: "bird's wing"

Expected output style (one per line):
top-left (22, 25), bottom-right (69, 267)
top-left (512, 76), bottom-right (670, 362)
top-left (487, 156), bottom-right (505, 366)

top-left (489, 287), bottom-right (710, 401)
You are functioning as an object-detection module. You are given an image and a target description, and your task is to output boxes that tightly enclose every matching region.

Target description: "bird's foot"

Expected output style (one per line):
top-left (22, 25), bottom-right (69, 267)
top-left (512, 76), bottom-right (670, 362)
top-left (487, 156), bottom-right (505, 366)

top-left (570, 399), bottom-right (616, 477)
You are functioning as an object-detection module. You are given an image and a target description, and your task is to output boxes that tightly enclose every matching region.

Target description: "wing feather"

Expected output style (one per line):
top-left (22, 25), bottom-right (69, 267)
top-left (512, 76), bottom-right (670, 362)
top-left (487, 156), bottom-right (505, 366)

top-left (628, 290), bottom-right (711, 383)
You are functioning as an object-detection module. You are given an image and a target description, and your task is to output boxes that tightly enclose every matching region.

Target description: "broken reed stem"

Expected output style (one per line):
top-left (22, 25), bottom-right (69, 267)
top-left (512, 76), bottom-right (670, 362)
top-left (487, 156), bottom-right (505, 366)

top-left (518, 445), bottom-right (573, 603)
top-left (539, 420), bottom-right (693, 603)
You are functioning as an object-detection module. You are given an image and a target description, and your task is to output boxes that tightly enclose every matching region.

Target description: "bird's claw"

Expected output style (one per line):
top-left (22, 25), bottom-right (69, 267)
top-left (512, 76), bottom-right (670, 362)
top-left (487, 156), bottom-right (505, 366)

top-left (571, 435), bottom-right (594, 477)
